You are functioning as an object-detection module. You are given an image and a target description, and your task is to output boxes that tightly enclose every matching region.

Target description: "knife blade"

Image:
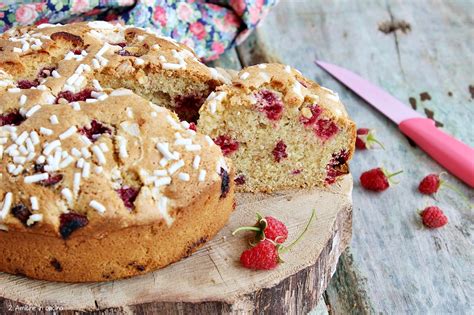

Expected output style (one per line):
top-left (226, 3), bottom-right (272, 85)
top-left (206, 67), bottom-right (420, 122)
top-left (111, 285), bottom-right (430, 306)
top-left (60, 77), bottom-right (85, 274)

top-left (315, 60), bottom-right (474, 187)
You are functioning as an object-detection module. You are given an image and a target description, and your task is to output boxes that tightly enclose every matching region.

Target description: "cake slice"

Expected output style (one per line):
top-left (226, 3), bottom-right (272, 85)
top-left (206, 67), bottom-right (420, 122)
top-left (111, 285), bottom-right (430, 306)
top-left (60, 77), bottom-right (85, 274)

top-left (0, 21), bottom-right (230, 122)
top-left (198, 63), bottom-right (356, 192)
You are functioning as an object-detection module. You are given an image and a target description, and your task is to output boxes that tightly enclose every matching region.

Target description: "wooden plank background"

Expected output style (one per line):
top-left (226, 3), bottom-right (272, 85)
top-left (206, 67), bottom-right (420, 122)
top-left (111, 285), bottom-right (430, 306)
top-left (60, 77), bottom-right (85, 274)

top-left (211, 0), bottom-right (473, 313)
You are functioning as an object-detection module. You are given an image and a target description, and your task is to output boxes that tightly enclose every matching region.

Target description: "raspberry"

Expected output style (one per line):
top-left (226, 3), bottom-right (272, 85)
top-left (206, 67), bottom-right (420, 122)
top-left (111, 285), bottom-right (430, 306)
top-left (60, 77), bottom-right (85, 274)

top-left (314, 119), bottom-right (339, 140)
top-left (59, 212), bottom-right (88, 239)
top-left (360, 167), bottom-right (402, 191)
top-left (11, 204), bottom-right (32, 226)
top-left (356, 128), bottom-right (384, 150)
top-left (39, 174), bottom-right (63, 186)
top-left (233, 214), bottom-right (289, 244)
top-left (116, 186), bottom-right (139, 209)
top-left (272, 140), bottom-right (288, 162)
top-left (188, 122), bottom-right (197, 131)
top-left (254, 90), bottom-right (284, 121)
top-left (300, 105), bottom-right (322, 126)
top-left (117, 49), bottom-right (132, 56)
top-left (17, 79), bottom-right (39, 89)
top-left (220, 168), bottom-right (230, 198)
top-left (0, 110), bottom-right (25, 127)
top-left (79, 120), bottom-right (112, 142)
top-left (419, 206), bottom-right (448, 228)
top-left (325, 150), bottom-right (349, 184)
top-left (291, 169), bottom-right (302, 175)
top-left (38, 66), bottom-right (57, 78)
top-left (418, 174), bottom-right (441, 194)
top-left (234, 174), bottom-right (246, 185)
top-left (240, 240), bottom-right (279, 270)
top-left (56, 88), bottom-right (93, 103)
top-left (214, 135), bottom-right (239, 156)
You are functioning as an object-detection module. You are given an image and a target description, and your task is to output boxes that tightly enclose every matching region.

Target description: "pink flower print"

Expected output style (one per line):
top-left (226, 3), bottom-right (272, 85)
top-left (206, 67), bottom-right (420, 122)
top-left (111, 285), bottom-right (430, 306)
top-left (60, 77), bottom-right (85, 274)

top-left (15, 4), bottom-right (38, 24)
top-left (249, 6), bottom-right (263, 25)
top-left (224, 12), bottom-right (241, 27)
top-left (177, 2), bottom-right (193, 22)
top-left (71, 0), bottom-right (90, 13)
top-left (153, 6), bottom-right (167, 27)
top-left (190, 22), bottom-right (207, 40)
top-left (211, 42), bottom-right (225, 55)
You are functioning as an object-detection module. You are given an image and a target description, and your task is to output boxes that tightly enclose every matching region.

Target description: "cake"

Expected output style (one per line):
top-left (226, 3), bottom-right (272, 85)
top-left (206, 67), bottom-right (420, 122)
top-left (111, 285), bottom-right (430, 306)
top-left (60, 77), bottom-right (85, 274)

top-left (198, 63), bottom-right (356, 192)
top-left (0, 22), bottom-right (235, 282)
top-left (0, 21), bottom-right (230, 122)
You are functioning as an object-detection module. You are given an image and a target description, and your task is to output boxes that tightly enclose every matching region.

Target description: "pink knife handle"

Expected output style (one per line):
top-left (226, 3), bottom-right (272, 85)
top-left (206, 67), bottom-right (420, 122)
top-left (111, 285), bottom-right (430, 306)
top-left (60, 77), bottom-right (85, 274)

top-left (399, 118), bottom-right (474, 187)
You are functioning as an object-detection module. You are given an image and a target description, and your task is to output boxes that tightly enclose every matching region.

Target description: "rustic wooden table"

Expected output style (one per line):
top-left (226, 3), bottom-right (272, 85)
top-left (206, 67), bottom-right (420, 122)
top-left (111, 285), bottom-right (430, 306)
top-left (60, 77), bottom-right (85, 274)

top-left (210, 0), bottom-right (473, 313)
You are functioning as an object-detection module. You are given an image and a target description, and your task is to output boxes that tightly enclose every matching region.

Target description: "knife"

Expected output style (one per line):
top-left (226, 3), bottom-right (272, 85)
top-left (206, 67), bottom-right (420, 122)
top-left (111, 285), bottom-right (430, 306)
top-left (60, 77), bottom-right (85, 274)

top-left (315, 60), bottom-right (474, 188)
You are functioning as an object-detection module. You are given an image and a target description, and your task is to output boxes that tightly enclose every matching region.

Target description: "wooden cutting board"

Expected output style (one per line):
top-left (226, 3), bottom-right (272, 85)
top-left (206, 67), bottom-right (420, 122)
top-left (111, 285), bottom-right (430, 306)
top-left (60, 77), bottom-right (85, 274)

top-left (0, 175), bottom-right (353, 314)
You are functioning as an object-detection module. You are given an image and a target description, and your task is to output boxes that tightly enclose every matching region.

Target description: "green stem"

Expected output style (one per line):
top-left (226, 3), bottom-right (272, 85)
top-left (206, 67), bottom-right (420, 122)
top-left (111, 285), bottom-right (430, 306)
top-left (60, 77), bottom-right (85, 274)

top-left (280, 209), bottom-right (316, 254)
top-left (387, 170), bottom-right (403, 178)
top-left (232, 226), bottom-right (261, 236)
top-left (367, 134), bottom-right (385, 150)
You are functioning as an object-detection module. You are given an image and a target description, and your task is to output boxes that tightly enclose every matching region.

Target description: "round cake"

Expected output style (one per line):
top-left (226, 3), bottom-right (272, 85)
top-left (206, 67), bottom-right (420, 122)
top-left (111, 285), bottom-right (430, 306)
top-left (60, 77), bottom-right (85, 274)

top-left (198, 63), bottom-right (356, 192)
top-left (0, 22), bottom-right (235, 282)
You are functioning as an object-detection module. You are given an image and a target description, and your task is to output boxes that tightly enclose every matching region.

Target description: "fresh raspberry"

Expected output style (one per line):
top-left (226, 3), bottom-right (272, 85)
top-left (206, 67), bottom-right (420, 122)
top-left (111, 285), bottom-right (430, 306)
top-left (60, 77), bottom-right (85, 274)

top-left (418, 174), bottom-right (441, 194)
top-left (79, 120), bottom-right (112, 142)
top-left (220, 168), bottom-right (230, 198)
top-left (234, 174), bottom-right (246, 185)
top-left (11, 204), bottom-right (32, 226)
top-left (59, 212), bottom-right (89, 239)
top-left (116, 186), bottom-right (139, 209)
top-left (56, 88), bottom-right (93, 103)
top-left (272, 140), bottom-right (288, 162)
top-left (233, 214), bottom-right (288, 244)
top-left (0, 110), bottom-right (25, 127)
top-left (356, 128), bottom-right (384, 150)
top-left (17, 79), bottom-right (40, 89)
top-left (240, 239), bottom-right (279, 270)
top-left (214, 135), bottom-right (239, 156)
top-left (360, 167), bottom-right (402, 191)
top-left (254, 90), bottom-right (284, 121)
top-left (419, 206), bottom-right (448, 228)
top-left (314, 119), bottom-right (339, 140)
top-left (263, 216), bottom-right (289, 243)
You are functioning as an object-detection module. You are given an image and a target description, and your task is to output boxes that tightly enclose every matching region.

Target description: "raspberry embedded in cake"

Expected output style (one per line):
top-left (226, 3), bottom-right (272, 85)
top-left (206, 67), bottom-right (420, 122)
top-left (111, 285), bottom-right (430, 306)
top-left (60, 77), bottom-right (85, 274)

top-left (300, 105), bottom-right (322, 126)
top-left (116, 186), bottom-right (140, 209)
top-left (56, 88), bottom-right (93, 103)
top-left (220, 168), bottom-right (230, 198)
top-left (38, 66), bottom-right (57, 78)
top-left (214, 135), bottom-right (239, 156)
top-left (0, 110), bottom-right (25, 126)
top-left (315, 119), bottom-right (339, 140)
top-left (325, 150), bottom-right (349, 184)
top-left (272, 140), bottom-right (288, 162)
top-left (11, 204), bottom-right (32, 226)
top-left (17, 79), bottom-right (40, 89)
top-left (39, 174), bottom-right (64, 186)
top-left (59, 212), bottom-right (89, 239)
top-left (234, 174), bottom-right (246, 185)
top-left (79, 120), bottom-right (112, 142)
top-left (254, 90), bottom-right (284, 121)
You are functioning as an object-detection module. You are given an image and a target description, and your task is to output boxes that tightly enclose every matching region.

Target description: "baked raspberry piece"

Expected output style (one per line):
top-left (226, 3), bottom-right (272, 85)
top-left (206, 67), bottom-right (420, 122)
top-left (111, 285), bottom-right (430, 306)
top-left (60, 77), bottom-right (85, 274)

top-left (116, 186), bottom-right (140, 209)
top-left (11, 204), bottom-right (32, 226)
top-left (0, 110), bottom-right (25, 126)
top-left (272, 140), bottom-right (288, 162)
top-left (220, 168), bottom-right (230, 198)
top-left (56, 88), bottom-right (93, 103)
top-left (17, 79), bottom-right (40, 89)
top-left (38, 66), bottom-right (56, 78)
top-left (254, 90), bottom-right (284, 120)
top-left (59, 212), bottom-right (89, 239)
top-left (235, 174), bottom-right (246, 185)
top-left (79, 120), bottom-right (112, 142)
top-left (325, 150), bottom-right (349, 184)
top-left (214, 135), bottom-right (239, 156)
top-left (300, 105), bottom-right (322, 126)
top-left (39, 174), bottom-right (64, 186)
top-left (314, 119), bottom-right (339, 140)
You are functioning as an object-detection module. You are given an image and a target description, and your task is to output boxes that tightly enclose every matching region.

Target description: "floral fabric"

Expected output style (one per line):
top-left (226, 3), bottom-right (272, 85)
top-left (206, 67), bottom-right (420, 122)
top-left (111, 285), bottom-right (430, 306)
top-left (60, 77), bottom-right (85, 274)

top-left (0, 0), bottom-right (277, 61)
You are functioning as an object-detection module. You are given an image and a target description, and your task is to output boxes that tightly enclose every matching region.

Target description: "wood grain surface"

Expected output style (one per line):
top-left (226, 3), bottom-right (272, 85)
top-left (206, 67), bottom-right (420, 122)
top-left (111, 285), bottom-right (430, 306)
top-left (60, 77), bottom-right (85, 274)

top-left (0, 177), bottom-right (352, 314)
top-left (231, 0), bottom-right (473, 313)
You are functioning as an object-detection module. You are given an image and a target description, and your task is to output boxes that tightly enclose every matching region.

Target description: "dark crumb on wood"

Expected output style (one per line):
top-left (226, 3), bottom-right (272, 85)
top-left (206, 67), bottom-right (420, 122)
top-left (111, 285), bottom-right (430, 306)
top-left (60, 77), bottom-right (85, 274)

top-left (424, 108), bottom-right (444, 127)
top-left (448, 91), bottom-right (453, 97)
top-left (378, 20), bottom-right (411, 34)
top-left (469, 85), bottom-right (474, 99)
top-left (408, 97), bottom-right (417, 110)
top-left (420, 92), bottom-right (431, 101)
